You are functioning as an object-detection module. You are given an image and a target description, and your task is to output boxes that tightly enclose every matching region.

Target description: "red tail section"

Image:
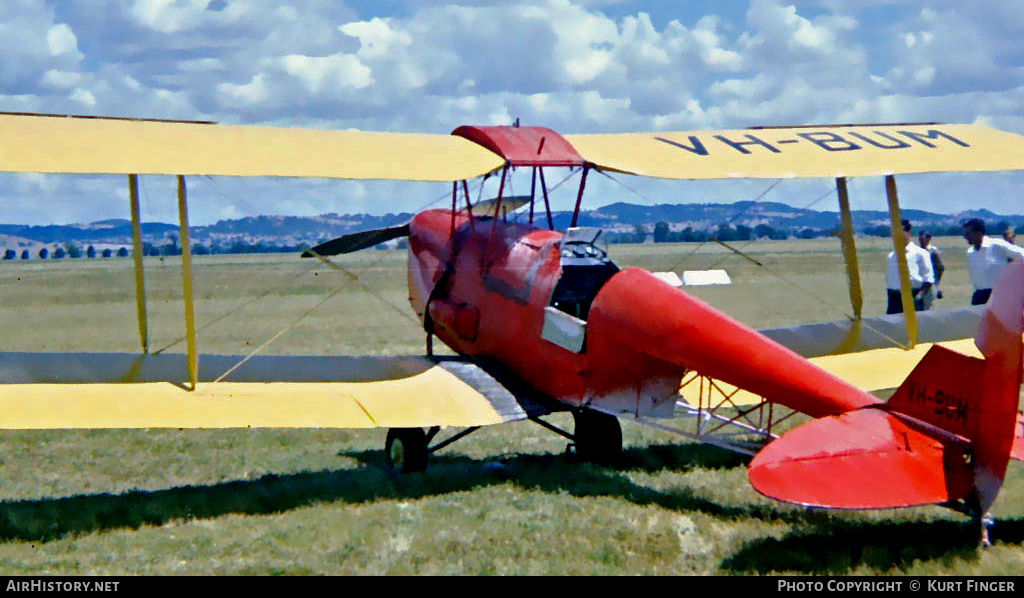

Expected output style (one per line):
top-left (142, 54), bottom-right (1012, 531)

top-left (966, 261), bottom-right (1024, 510)
top-left (750, 262), bottom-right (1024, 510)
top-left (748, 407), bottom-right (972, 508)
top-left (884, 344), bottom-right (984, 441)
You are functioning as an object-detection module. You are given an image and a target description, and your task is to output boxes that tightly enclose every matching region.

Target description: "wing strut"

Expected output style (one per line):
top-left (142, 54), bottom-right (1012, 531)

top-left (886, 175), bottom-right (918, 346)
top-left (176, 175), bottom-right (198, 390)
top-left (128, 174), bottom-right (149, 354)
top-left (570, 165), bottom-right (590, 228)
top-left (834, 177), bottom-right (863, 319)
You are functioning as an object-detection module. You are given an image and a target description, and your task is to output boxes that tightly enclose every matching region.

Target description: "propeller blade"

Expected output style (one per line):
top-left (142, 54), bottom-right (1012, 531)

top-left (301, 223), bottom-right (410, 257)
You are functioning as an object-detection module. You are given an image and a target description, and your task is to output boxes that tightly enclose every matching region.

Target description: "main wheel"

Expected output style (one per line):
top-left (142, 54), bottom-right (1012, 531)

top-left (385, 428), bottom-right (428, 473)
top-left (572, 409), bottom-right (622, 464)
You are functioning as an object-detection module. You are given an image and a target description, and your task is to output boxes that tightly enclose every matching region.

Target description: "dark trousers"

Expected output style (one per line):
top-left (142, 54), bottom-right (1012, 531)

top-left (971, 289), bottom-right (992, 305)
top-left (887, 289), bottom-right (924, 314)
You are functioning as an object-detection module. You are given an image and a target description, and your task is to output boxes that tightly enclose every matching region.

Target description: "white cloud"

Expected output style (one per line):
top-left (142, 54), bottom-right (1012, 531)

top-left (15, 173), bottom-right (60, 194)
top-left (339, 18), bottom-right (411, 60)
top-left (217, 73), bottom-right (269, 107)
top-left (280, 54), bottom-right (372, 93)
top-left (0, 0), bottom-right (1023, 223)
top-left (70, 87), bottom-right (96, 106)
top-left (179, 58), bottom-right (224, 72)
top-left (40, 69), bottom-right (82, 89)
top-left (129, 0), bottom-right (216, 33)
top-left (710, 73), bottom-right (773, 100)
top-left (879, 5), bottom-right (1024, 96)
top-left (46, 23), bottom-right (82, 58)
top-left (694, 17), bottom-right (743, 71)
top-left (123, 75), bottom-right (142, 91)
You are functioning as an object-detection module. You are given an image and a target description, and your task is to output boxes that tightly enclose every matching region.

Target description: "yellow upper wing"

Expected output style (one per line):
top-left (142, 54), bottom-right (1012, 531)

top-left (567, 123), bottom-right (1024, 179)
top-left (0, 113), bottom-right (505, 181)
top-left (5, 116), bottom-right (1024, 182)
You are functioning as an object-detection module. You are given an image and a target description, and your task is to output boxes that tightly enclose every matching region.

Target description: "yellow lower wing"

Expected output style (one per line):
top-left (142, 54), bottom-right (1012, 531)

top-left (0, 353), bottom-right (541, 429)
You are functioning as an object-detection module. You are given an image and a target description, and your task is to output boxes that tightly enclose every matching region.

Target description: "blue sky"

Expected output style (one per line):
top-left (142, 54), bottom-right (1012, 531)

top-left (2, 0), bottom-right (1023, 225)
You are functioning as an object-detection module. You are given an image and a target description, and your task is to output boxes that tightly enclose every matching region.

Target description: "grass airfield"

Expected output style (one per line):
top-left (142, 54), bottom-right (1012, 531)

top-left (0, 236), bottom-right (1022, 575)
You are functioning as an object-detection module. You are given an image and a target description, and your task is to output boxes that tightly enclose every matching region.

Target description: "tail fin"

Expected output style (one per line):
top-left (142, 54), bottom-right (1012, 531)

top-left (962, 261), bottom-right (1024, 510)
top-left (750, 262), bottom-right (1024, 510)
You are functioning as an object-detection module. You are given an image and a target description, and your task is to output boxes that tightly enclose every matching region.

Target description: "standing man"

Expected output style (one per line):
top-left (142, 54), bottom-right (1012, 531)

top-left (1002, 225), bottom-right (1017, 246)
top-left (963, 218), bottom-right (1024, 305)
top-left (886, 220), bottom-right (935, 314)
top-left (918, 230), bottom-right (945, 305)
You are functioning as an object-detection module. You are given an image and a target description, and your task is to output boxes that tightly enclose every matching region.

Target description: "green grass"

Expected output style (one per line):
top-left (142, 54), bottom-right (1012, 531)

top-left (0, 238), bottom-right (1021, 575)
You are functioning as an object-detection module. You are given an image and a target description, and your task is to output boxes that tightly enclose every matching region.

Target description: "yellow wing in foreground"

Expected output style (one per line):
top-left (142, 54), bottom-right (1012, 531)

top-left (0, 353), bottom-right (544, 429)
top-left (567, 123), bottom-right (1024, 179)
top-left (0, 113), bottom-right (505, 181)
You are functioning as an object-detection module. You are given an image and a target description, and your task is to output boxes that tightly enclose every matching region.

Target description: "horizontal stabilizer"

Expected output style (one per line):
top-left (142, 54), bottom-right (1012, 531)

top-left (301, 223), bottom-right (409, 257)
top-left (749, 408), bottom-right (971, 509)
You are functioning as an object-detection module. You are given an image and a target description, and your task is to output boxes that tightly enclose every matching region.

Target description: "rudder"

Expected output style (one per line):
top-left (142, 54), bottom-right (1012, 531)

top-left (749, 262), bottom-right (1024, 511)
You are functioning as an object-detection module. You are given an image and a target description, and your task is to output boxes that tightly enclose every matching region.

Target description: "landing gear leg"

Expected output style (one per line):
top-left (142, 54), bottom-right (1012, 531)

top-left (572, 409), bottom-right (622, 464)
top-left (977, 512), bottom-right (994, 548)
top-left (962, 492), bottom-right (994, 548)
top-left (385, 428), bottom-right (428, 474)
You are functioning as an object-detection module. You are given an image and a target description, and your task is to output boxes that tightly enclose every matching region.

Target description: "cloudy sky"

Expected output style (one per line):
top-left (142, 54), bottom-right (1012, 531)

top-left (2, 0), bottom-right (1023, 225)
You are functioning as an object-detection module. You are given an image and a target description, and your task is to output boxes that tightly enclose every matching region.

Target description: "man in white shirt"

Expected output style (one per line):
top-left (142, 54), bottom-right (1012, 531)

top-left (963, 218), bottom-right (1024, 304)
top-left (918, 230), bottom-right (944, 305)
top-left (886, 220), bottom-right (935, 314)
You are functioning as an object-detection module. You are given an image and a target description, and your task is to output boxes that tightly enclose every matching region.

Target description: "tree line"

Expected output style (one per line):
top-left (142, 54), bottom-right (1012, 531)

top-left (5, 220), bottom-right (1022, 258)
top-left (605, 222), bottom-right (801, 244)
top-left (1, 237), bottom-right (336, 260)
top-left (609, 220), bottom-right (1024, 244)
top-left (3, 245), bottom-right (130, 260)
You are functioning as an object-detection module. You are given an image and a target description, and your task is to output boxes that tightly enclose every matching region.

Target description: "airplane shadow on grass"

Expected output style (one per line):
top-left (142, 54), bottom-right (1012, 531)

top-left (0, 442), bottom-right (1016, 573)
top-left (721, 518), bottom-right (1024, 574)
top-left (0, 443), bottom-right (740, 544)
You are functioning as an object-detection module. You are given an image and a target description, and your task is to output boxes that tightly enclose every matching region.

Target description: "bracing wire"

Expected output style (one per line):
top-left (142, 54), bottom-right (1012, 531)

top-left (662, 178), bottom-right (784, 273)
top-left (593, 172), bottom-right (909, 349)
top-left (169, 177), bottom-right (484, 378)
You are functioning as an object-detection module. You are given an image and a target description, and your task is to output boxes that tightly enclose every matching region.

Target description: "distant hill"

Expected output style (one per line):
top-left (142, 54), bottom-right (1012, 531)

top-left (2, 201), bottom-right (1022, 257)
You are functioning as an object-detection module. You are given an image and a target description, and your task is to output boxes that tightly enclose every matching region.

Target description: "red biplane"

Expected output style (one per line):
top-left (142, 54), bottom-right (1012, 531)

top-left (1, 113), bottom-right (1023, 545)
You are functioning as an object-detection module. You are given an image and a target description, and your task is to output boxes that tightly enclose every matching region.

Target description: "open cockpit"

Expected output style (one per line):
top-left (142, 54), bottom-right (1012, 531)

top-left (541, 228), bottom-right (619, 352)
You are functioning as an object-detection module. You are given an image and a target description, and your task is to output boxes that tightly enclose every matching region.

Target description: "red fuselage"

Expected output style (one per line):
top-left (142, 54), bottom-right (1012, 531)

top-left (407, 209), bottom-right (878, 419)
